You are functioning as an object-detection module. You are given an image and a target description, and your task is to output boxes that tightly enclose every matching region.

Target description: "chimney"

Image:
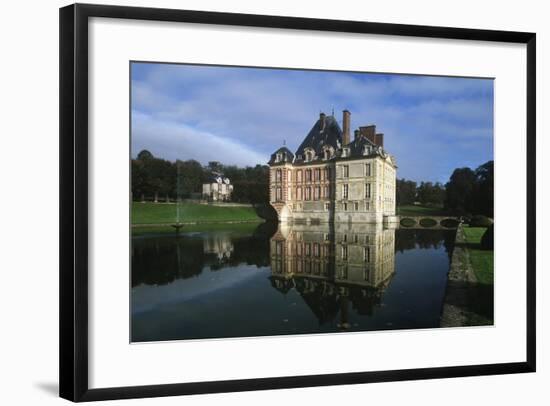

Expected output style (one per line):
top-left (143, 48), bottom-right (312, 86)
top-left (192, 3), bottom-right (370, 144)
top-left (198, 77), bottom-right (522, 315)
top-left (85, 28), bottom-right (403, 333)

top-left (360, 125), bottom-right (376, 144)
top-left (375, 133), bottom-right (384, 148)
top-left (354, 129), bottom-right (360, 140)
top-left (342, 110), bottom-right (351, 146)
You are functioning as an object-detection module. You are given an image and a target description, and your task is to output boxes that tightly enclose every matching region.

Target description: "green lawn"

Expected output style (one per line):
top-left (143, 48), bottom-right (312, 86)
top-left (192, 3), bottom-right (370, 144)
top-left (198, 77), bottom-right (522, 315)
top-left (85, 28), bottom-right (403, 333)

top-left (396, 205), bottom-right (448, 216)
top-left (132, 202), bottom-right (262, 225)
top-left (462, 226), bottom-right (494, 285)
top-left (461, 225), bottom-right (494, 325)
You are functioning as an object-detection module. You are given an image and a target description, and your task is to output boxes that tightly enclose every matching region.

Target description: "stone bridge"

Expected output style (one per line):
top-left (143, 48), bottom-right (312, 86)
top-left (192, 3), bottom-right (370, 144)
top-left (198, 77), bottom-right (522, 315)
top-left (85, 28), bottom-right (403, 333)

top-left (398, 216), bottom-right (461, 230)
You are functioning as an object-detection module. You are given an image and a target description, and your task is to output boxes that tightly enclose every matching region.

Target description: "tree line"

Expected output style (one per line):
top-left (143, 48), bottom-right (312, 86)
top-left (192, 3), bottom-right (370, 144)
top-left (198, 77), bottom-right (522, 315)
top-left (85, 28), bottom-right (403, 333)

top-left (396, 160), bottom-right (493, 217)
top-left (133, 150), bottom-right (493, 217)
top-left (131, 150), bottom-right (270, 204)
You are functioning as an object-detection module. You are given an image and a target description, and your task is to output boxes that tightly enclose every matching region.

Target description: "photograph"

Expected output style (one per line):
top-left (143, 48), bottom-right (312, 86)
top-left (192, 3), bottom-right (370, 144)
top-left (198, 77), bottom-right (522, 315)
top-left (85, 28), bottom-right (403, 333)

top-left (130, 62), bottom-right (494, 342)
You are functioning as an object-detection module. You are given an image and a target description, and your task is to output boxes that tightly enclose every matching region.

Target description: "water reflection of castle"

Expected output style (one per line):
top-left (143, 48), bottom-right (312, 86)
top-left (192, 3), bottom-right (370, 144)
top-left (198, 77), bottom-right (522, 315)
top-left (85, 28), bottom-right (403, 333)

top-left (270, 223), bottom-right (396, 328)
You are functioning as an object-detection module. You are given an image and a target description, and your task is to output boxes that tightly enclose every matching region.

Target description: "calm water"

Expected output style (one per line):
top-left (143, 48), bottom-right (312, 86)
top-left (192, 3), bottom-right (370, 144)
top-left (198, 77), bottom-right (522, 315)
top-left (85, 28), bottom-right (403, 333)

top-left (131, 222), bottom-right (455, 342)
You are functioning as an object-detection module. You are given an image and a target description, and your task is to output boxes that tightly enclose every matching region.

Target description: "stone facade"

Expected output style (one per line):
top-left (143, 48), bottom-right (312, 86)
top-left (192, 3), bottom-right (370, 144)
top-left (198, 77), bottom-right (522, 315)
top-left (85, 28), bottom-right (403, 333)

top-left (268, 111), bottom-right (397, 224)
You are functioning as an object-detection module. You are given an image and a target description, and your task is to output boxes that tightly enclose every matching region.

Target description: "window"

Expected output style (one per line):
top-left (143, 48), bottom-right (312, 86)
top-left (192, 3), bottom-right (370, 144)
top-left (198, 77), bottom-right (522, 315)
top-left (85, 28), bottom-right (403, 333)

top-left (343, 202), bottom-right (348, 211)
top-left (324, 167), bottom-right (330, 180)
top-left (354, 235), bottom-right (359, 243)
top-left (276, 169), bottom-right (282, 182)
top-left (354, 202), bottom-right (359, 211)
top-left (276, 187), bottom-right (282, 201)
top-left (314, 186), bottom-right (321, 200)
top-left (343, 184), bottom-right (349, 200)
top-left (365, 163), bottom-right (371, 176)
top-left (276, 153), bottom-right (282, 162)
top-left (315, 168), bottom-right (321, 181)
top-left (365, 201), bottom-right (370, 211)
top-left (296, 187), bottom-right (302, 200)
top-left (340, 266), bottom-right (348, 279)
top-left (365, 183), bottom-right (371, 198)
top-left (325, 202), bottom-right (330, 211)
top-left (324, 185), bottom-right (329, 198)
top-left (342, 148), bottom-right (350, 157)
top-left (364, 247), bottom-right (370, 262)
top-left (305, 169), bottom-right (312, 182)
top-left (305, 187), bottom-right (311, 201)
top-left (343, 165), bottom-right (349, 178)
top-left (313, 243), bottom-right (320, 257)
top-left (342, 245), bottom-right (348, 260)
top-left (297, 170), bottom-right (303, 182)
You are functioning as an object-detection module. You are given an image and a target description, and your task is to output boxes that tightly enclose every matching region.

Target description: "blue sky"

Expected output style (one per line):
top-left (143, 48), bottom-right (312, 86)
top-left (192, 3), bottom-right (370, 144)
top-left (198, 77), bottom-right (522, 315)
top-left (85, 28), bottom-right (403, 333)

top-left (131, 62), bottom-right (493, 183)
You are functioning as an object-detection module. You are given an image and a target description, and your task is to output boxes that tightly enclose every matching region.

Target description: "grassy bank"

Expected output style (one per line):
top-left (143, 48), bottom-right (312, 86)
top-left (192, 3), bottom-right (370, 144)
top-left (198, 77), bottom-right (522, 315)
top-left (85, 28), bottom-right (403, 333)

top-left (132, 202), bottom-right (262, 225)
top-left (397, 205), bottom-right (448, 216)
top-left (462, 225), bottom-right (494, 325)
top-left (462, 226), bottom-right (494, 285)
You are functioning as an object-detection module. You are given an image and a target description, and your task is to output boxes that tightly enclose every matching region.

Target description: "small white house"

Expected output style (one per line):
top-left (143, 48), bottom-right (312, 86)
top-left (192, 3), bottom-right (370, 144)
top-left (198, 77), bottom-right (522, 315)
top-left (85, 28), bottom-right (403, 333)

top-left (202, 172), bottom-right (234, 202)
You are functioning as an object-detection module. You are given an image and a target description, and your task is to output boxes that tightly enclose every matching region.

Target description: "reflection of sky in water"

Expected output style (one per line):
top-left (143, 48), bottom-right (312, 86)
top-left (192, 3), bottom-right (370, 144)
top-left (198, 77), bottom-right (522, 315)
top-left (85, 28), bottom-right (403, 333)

top-left (131, 226), bottom-right (455, 342)
top-left (132, 264), bottom-right (267, 314)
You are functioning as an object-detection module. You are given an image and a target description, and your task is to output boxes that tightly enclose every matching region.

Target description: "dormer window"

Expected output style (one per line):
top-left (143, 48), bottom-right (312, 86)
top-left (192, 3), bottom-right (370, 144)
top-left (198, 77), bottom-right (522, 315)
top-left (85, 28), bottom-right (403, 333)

top-left (342, 148), bottom-right (350, 157)
top-left (323, 147), bottom-right (333, 160)
top-left (363, 146), bottom-right (371, 155)
top-left (304, 148), bottom-right (315, 162)
top-left (276, 152), bottom-right (283, 162)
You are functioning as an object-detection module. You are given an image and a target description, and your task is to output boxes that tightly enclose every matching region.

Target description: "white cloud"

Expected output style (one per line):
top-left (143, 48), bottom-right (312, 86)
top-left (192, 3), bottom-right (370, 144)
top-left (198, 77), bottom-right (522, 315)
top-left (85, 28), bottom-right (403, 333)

top-left (132, 112), bottom-right (267, 166)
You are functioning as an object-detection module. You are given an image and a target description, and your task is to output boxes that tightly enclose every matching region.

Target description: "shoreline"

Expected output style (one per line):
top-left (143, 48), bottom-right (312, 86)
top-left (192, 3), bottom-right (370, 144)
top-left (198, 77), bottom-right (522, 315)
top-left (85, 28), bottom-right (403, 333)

top-left (440, 224), bottom-right (483, 327)
top-left (132, 219), bottom-right (266, 227)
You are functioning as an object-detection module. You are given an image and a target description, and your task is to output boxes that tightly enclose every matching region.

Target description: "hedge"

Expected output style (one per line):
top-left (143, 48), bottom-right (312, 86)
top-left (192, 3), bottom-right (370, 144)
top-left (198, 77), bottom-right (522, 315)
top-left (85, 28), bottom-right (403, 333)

top-left (419, 218), bottom-right (437, 228)
top-left (400, 218), bottom-right (417, 227)
top-left (440, 218), bottom-right (459, 228)
top-left (470, 215), bottom-right (493, 227)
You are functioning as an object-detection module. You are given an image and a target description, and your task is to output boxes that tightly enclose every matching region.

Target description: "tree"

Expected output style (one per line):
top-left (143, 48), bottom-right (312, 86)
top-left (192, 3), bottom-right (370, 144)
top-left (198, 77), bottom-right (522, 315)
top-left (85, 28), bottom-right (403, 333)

top-left (175, 159), bottom-right (204, 198)
top-left (137, 149), bottom-right (154, 160)
top-left (473, 160), bottom-right (494, 217)
top-left (444, 167), bottom-right (477, 214)
top-left (444, 161), bottom-right (493, 216)
top-left (416, 181), bottom-right (445, 206)
top-left (132, 150), bottom-right (177, 200)
top-left (396, 179), bottom-right (417, 205)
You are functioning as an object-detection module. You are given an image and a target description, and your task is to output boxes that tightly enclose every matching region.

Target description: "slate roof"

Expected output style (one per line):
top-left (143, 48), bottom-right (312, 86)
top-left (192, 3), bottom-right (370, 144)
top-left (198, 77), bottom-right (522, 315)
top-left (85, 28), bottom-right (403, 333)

top-left (267, 146), bottom-right (294, 165)
top-left (294, 115), bottom-right (342, 163)
top-left (345, 133), bottom-right (379, 157)
top-left (205, 171), bottom-right (231, 184)
top-left (268, 113), bottom-right (393, 165)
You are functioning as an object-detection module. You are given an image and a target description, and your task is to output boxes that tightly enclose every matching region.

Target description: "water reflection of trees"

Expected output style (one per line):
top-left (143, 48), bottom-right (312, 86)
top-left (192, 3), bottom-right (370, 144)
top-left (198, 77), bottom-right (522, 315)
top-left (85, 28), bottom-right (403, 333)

top-left (131, 222), bottom-right (277, 287)
top-left (395, 229), bottom-right (455, 259)
top-left (269, 223), bottom-right (397, 328)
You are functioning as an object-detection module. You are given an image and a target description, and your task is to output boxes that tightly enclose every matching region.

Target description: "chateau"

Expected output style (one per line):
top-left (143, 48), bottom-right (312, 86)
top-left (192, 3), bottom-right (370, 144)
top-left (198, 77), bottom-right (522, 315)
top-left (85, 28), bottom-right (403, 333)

top-left (268, 110), bottom-right (398, 224)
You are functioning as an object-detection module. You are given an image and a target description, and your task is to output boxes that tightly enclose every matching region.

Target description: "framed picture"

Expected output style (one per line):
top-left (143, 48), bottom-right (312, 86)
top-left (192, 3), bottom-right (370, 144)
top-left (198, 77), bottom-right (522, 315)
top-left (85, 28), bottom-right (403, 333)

top-left (59, 3), bottom-right (536, 402)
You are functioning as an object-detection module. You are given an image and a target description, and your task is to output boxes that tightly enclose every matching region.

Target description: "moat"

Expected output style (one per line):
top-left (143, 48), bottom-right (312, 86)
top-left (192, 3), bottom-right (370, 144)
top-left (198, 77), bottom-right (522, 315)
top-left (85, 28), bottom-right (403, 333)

top-left (131, 222), bottom-right (456, 342)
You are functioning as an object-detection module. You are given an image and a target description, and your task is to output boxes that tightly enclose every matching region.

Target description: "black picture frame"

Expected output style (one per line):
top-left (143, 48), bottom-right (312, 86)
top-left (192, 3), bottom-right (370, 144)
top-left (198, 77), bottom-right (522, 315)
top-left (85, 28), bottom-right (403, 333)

top-left (59, 3), bottom-right (536, 402)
